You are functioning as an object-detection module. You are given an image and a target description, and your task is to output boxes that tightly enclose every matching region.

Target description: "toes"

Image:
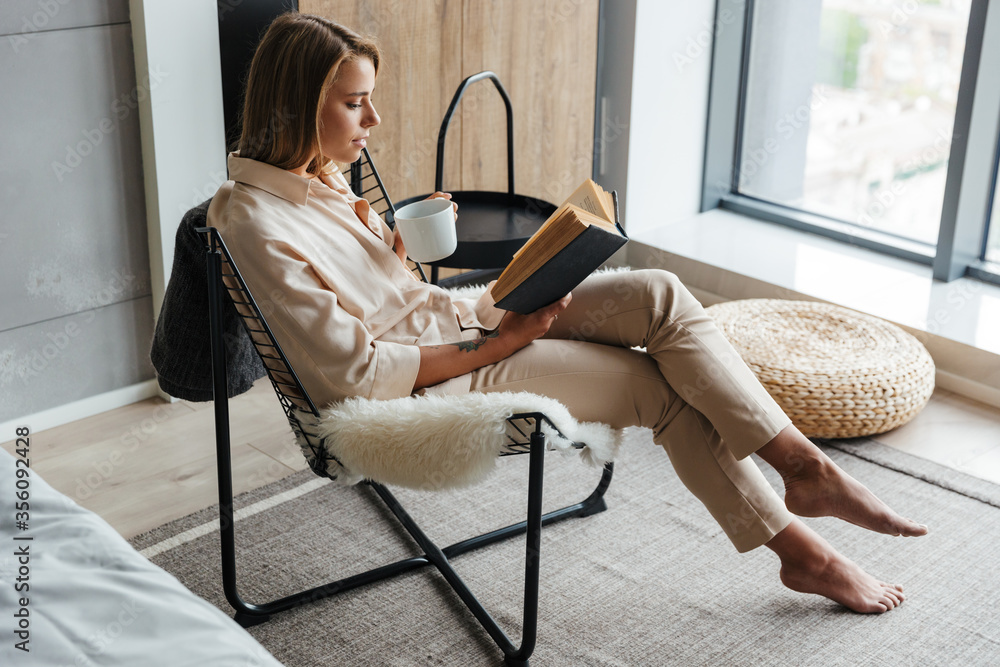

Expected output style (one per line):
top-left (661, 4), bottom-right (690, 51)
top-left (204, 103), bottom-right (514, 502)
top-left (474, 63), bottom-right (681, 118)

top-left (880, 583), bottom-right (904, 598)
top-left (879, 590), bottom-right (899, 609)
top-left (854, 599), bottom-right (891, 613)
top-left (895, 518), bottom-right (927, 536)
top-left (878, 582), bottom-right (907, 608)
top-left (883, 582), bottom-right (905, 594)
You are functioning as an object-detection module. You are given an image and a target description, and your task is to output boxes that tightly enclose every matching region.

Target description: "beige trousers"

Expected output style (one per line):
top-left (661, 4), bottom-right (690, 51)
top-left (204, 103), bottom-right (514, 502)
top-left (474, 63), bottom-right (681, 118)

top-left (469, 269), bottom-right (795, 553)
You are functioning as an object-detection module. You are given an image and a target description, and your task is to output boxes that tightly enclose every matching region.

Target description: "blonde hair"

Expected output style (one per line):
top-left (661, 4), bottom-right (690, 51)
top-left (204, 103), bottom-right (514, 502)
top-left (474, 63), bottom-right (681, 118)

top-left (237, 12), bottom-right (380, 176)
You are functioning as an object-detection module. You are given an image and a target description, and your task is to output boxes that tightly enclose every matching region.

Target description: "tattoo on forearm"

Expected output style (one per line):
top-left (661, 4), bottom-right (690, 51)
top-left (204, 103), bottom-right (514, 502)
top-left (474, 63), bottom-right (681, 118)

top-left (453, 330), bottom-right (499, 352)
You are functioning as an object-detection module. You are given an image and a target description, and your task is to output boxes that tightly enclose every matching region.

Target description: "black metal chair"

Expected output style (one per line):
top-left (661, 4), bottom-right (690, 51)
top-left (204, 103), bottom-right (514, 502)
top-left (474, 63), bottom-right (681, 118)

top-left (195, 148), bottom-right (614, 666)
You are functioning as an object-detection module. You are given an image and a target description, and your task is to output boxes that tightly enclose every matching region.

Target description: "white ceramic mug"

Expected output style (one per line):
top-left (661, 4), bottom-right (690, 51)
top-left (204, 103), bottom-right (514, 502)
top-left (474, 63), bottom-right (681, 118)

top-left (393, 198), bottom-right (458, 263)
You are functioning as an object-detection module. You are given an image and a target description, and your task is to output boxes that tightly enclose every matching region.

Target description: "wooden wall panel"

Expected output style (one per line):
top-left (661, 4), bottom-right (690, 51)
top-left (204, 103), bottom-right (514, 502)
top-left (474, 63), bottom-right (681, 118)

top-left (461, 0), bottom-right (599, 204)
top-left (300, 0), bottom-right (464, 200)
top-left (300, 0), bottom-right (598, 206)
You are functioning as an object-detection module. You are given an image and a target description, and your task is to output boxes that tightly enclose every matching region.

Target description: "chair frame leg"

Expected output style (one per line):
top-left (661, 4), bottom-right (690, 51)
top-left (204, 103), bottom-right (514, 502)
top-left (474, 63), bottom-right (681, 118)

top-left (206, 249), bottom-right (613, 664)
top-left (213, 411), bottom-right (611, 664)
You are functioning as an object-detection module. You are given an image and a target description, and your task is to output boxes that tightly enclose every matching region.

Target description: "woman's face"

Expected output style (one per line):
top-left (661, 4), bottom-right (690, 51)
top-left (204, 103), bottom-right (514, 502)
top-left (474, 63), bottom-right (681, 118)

top-left (318, 57), bottom-right (380, 164)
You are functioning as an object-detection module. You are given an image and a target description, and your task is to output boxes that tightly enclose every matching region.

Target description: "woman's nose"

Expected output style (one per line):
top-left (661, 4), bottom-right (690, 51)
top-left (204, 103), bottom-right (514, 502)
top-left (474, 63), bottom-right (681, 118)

top-left (365, 105), bottom-right (380, 128)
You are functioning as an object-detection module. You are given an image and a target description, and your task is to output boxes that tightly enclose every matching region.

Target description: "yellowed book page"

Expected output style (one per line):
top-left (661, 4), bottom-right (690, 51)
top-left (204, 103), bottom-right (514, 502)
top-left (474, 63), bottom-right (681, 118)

top-left (576, 207), bottom-right (617, 233)
top-left (564, 179), bottom-right (613, 222)
top-left (510, 182), bottom-right (613, 264)
top-left (510, 203), bottom-right (573, 263)
top-left (494, 220), bottom-right (582, 300)
top-left (601, 188), bottom-right (614, 221)
top-left (503, 207), bottom-right (614, 296)
top-left (492, 212), bottom-right (586, 301)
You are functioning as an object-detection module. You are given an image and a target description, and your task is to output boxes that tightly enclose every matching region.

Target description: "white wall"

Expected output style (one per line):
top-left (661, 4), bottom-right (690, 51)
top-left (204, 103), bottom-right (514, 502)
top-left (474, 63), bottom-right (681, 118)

top-left (130, 0), bottom-right (228, 401)
top-left (624, 0), bottom-right (716, 234)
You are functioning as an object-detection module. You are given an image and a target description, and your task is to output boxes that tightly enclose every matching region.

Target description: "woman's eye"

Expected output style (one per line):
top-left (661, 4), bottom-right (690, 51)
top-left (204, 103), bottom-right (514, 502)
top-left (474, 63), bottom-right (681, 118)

top-left (347, 103), bottom-right (362, 109)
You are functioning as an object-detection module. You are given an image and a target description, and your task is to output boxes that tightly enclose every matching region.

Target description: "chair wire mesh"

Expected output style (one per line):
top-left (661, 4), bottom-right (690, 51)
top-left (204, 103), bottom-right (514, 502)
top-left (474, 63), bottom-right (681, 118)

top-left (200, 228), bottom-right (347, 479)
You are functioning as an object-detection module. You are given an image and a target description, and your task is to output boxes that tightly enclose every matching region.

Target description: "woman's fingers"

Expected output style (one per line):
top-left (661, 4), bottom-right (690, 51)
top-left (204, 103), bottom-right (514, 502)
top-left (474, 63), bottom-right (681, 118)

top-left (538, 293), bottom-right (571, 326)
top-left (550, 293), bottom-right (572, 315)
top-left (426, 191), bottom-right (458, 218)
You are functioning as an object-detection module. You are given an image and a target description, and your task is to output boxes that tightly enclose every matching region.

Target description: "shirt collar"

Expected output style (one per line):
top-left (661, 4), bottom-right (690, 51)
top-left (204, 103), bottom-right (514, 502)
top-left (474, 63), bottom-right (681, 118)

top-left (227, 153), bottom-right (312, 205)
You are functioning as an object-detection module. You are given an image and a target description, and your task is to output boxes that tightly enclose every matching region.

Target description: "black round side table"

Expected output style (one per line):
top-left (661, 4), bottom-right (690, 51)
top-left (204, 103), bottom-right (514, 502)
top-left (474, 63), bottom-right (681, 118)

top-left (394, 71), bottom-right (558, 285)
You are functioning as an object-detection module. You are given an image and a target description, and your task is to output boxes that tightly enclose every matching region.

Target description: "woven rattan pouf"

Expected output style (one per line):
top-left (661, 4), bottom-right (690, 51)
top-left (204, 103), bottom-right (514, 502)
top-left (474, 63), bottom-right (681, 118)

top-left (705, 299), bottom-right (935, 439)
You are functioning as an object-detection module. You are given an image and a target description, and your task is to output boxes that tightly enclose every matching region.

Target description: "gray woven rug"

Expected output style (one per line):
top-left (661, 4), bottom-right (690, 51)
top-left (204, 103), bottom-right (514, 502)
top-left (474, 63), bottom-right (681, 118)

top-left (130, 430), bottom-right (1000, 666)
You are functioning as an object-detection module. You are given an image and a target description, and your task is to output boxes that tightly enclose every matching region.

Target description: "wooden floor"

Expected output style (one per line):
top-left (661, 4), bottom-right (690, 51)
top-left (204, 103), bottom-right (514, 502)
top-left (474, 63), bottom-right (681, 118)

top-left (1, 381), bottom-right (306, 539)
top-left (3, 381), bottom-right (999, 540)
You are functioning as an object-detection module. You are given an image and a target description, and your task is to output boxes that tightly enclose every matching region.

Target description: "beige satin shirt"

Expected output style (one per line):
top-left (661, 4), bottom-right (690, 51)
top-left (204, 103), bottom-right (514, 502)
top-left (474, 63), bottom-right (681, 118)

top-left (208, 153), bottom-right (505, 408)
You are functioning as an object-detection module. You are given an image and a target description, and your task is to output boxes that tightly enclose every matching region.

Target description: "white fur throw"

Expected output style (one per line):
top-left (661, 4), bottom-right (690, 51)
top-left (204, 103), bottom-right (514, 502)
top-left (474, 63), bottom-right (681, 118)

top-left (292, 271), bottom-right (632, 490)
top-left (294, 391), bottom-right (621, 491)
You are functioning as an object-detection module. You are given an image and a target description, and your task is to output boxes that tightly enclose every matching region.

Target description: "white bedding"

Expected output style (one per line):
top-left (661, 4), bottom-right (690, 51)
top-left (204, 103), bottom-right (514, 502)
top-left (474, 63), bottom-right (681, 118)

top-left (0, 449), bottom-right (284, 666)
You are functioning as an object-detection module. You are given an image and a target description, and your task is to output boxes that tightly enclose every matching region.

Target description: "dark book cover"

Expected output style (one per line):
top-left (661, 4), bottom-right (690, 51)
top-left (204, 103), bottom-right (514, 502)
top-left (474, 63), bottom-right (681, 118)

top-left (493, 223), bottom-right (628, 314)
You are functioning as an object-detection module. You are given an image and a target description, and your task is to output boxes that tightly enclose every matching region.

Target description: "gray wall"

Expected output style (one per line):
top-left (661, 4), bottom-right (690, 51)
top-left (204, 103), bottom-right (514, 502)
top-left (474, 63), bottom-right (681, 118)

top-left (0, 0), bottom-right (154, 421)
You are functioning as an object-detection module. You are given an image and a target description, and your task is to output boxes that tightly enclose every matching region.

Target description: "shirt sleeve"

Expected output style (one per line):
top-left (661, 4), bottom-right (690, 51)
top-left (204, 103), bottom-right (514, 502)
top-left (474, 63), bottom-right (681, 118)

top-left (223, 227), bottom-right (421, 406)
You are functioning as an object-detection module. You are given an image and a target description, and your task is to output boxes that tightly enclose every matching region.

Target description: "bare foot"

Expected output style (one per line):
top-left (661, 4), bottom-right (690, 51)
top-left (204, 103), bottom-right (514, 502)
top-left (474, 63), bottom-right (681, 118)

top-left (767, 518), bottom-right (906, 613)
top-left (780, 556), bottom-right (905, 613)
top-left (783, 454), bottom-right (928, 537)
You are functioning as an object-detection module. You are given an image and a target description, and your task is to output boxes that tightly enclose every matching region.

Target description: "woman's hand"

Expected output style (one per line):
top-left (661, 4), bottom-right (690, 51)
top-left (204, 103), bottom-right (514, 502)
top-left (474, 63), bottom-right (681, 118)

top-left (412, 293), bottom-right (571, 392)
top-left (425, 191), bottom-right (458, 220)
top-left (497, 293), bottom-right (572, 353)
top-left (392, 192), bottom-right (456, 266)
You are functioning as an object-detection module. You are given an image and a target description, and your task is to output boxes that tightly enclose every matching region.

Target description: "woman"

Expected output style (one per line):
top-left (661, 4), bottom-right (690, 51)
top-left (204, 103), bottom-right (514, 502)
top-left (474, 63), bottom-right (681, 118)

top-left (209, 11), bottom-right (927, 614)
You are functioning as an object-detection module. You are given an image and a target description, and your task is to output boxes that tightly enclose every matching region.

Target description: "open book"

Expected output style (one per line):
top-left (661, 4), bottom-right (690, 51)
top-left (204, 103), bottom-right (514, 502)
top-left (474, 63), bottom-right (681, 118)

top-left (490, 179), bottom-right (628, 314)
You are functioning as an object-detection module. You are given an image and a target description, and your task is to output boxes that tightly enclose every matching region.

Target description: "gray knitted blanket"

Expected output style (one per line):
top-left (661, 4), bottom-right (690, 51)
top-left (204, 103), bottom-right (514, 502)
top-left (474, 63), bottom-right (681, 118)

top-left (149, 199), bottom-right (265, 401)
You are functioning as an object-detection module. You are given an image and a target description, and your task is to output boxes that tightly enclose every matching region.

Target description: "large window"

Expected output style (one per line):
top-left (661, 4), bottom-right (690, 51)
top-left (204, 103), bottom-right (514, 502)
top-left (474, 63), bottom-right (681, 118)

top-left (739, 0), bottom-right (970, 246)
top-left (988, 178), bottom-right (1000, 265)
top-left (705, 0), bottom-right (1000, 284)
